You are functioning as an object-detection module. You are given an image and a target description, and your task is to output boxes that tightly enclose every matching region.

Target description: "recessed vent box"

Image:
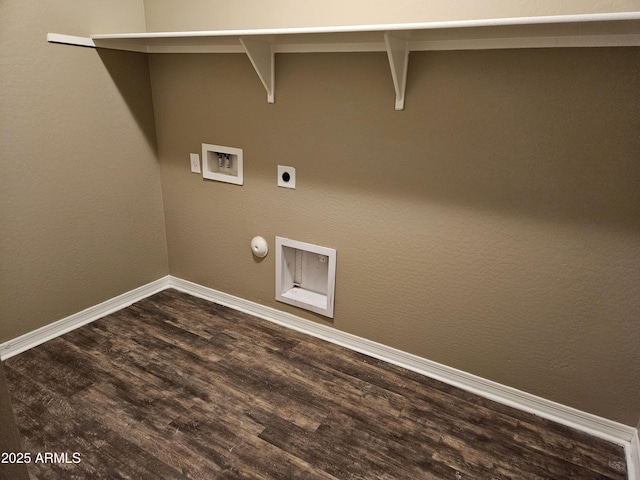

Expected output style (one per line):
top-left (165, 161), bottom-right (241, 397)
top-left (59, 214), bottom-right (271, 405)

top-left (202, 143), bottom-right (243, 185)
top-left (275, 237), bottom-right (336, 318)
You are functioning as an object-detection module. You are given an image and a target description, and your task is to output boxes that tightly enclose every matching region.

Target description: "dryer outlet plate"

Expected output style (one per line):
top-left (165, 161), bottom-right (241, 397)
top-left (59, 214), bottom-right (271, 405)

top-left (277, 165), bottom-right (296, 189)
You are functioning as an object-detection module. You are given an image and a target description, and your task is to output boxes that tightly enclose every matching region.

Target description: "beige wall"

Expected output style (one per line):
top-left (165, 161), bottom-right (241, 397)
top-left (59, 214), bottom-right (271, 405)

top-left (39, 0), bottom-right (146, 36)
top-left (150, 47), bottom-right (640, 426)
top-left (0, 0), bottom-right (168, 343)
top-left (143, 0), bottom-right (640, 31)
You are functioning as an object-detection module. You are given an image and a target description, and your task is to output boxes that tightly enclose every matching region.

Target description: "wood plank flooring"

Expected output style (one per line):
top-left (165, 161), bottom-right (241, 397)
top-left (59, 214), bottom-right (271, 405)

top-left (3, 289), bottom-right (628, 479)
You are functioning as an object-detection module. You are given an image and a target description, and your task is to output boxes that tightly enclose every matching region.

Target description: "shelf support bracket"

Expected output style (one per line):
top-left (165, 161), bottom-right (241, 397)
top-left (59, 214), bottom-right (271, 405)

top-left (240, 37), bottom-right (275, 103)
top-left (384, 33), bottom-right (409, 111)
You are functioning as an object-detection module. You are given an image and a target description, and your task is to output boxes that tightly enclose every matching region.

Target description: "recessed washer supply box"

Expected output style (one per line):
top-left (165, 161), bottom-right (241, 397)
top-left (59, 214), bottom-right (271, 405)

top-left (275, 237), bottom-right (336, 318)
top-left (202, 143), bottom-right (243, 185)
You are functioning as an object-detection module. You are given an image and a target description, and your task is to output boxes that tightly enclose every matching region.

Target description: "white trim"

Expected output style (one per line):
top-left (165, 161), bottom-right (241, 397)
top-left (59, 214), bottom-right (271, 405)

top-left (1, 274), bottom-right (636, 478)
top-left (0, 276), bottom-right (171, 360)
top-left (629, 429), bottom-right (640, 480)
top-left (168, 275), bottom-right (638, 478)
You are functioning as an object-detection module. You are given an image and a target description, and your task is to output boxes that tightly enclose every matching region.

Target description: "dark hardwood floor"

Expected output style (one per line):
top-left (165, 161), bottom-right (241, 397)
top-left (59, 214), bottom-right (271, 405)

top-left (3, 289), bottom-right (628, 479)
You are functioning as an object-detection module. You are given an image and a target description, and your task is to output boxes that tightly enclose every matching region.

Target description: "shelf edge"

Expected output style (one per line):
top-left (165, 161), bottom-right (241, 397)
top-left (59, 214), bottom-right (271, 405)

top-left (89, 11), bottom-right (640, 40)
top-left (46, 33), bottom-right (96, 48)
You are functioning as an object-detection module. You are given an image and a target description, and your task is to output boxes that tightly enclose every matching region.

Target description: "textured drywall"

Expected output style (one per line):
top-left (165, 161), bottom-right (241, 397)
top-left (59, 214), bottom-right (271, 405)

top-left (150, 47), bottom-right (640, 425)
top-left (0, 0), bottom-right (168, 343)
top-left (143, 0), bottom-right (640, 31)
top-left (39, 0), bottom-right (146, 36)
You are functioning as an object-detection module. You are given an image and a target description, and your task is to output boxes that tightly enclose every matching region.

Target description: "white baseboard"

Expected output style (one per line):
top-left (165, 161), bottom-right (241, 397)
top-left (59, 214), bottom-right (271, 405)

top-left (0, 276), bottom-right (171, 361)
top-left (630, 429), bottom-right (640, 480)
top-left (168, 276), bottom-right (639, 479)
top-left (1, 274), bottom-right (637, 479)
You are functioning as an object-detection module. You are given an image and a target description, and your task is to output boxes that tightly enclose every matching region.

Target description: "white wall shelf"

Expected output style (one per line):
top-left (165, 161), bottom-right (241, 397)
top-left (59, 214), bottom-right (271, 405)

top-left (47, 12), bottom-right (640, 110)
